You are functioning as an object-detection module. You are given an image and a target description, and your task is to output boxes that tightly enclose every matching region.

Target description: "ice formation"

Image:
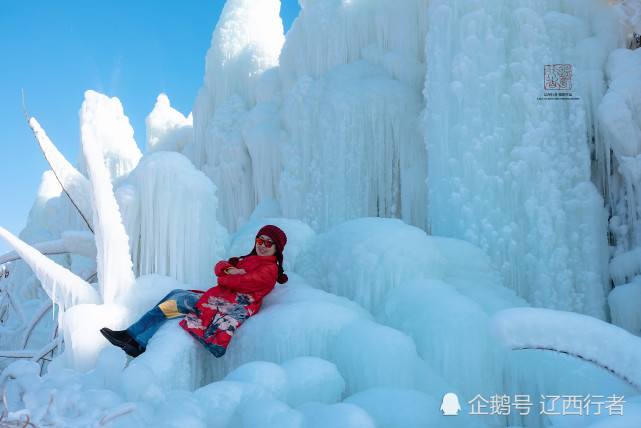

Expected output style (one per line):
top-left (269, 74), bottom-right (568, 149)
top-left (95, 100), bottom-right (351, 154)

top-left (608, 275), bottom-right (641, 335)
top-left (598, 47), bottom-right (641, 283)
top-left (3, 0), bottom-right (641, 427)
top-left (28, 118), bottom-right (94, 232)
top-left (145, 94), bottom-right (193, 154)
top-left (0, 226), bottom-right (99, 308)
top-left (425, 0), bottom-right (620, 318)
top-left (489, 307), bottom-right (641, 389)
top-left (277, 0), bottom-right (429, 232)
top-left (81, 104), bottom-right (136, 306)
top-left (191, 0), bottom-right (285, 190)
top-left (117, 151), bottom-right (229, 287)
top-left (0, 230), bottom-right (96, 266)
top-left (77, 90), bottom-right (142, 183)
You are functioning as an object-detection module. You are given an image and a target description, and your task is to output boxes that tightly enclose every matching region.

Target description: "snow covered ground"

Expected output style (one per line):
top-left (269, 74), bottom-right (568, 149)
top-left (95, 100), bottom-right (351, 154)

top-left (2, 0), bottom-right (641, 427)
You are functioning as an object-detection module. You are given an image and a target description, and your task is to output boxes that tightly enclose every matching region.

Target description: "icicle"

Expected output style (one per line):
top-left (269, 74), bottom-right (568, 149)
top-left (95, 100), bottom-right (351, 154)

top-left (119, 152), bottom-right (228, 286)
top-left (191, 0), bottom-right (284, 170)
top-left (81, 122), bottom-right (136, 305)
top-left (279, 60), bottom-right (426, 232)
top-left (425, 0), bottom-right (620, 318)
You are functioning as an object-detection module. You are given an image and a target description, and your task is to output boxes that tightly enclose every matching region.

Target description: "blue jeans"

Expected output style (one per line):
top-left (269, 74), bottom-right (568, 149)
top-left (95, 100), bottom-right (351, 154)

top-left (126, 289), bottom-right (202, 348)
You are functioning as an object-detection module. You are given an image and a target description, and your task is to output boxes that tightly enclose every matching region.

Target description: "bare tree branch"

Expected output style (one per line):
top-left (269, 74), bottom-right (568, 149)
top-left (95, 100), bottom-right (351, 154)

top-left (0, 336), bottom-right (61, 361)
top-left (22, 88), bottom-right (94, 234)
top-left (1, 232), bottom-right (97, 267)
top-left (0, 285), bottom-right (24, 325)
top-left (512, 346), bottom-right (640, 391)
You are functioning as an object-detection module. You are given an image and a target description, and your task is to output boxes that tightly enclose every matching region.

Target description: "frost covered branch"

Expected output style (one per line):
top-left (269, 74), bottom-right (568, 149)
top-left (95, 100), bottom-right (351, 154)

top-left (489, 308), bottom-right (641, 391)
top-left (0, 336), bottom-right (60, 363)
top-left (0, 226), bottom-right (100, 308)
top-left (22, 89), bottom-right (94, 234)
top-left (0, 231), bottom-right (97, 268)
top-left (0, 251), bottom-right (65, 266)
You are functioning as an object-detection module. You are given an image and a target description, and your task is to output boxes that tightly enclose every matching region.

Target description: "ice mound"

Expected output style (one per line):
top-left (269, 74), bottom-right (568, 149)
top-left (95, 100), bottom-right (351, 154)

top-left (298, 217), bottom-right (446, 312)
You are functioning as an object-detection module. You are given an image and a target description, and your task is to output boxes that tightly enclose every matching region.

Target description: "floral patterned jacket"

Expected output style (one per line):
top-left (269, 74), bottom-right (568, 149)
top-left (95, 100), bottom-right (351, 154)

top-left (179, 255), bottom-right (278, 357)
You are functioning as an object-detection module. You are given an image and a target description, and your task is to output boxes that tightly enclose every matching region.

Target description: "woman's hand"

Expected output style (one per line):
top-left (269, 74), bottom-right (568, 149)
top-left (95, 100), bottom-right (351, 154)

top-left (227, 268), bottom-right (246, 275)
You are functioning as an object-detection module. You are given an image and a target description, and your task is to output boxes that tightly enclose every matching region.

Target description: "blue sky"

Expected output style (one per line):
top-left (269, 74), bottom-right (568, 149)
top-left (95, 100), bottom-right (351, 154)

top-left (0, 0), bottom-right (301, 255)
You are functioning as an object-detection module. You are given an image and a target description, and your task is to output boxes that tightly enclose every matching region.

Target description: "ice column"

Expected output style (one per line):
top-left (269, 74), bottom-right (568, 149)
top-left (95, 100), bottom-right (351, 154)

top-left (279, 0), bottom-right (429, 93)
top-left (81, 120), bottom-right (135, 305)
top-left (279, 61), bottom-right (425, 232)
top-left (191, 0), bottom-right (284, 231)
top-left (191, 0), bottom-right (284, 168)
top-left (117, 152), bottom-right (228, 287)
top-left (277, 0), bottom-right (430, 232)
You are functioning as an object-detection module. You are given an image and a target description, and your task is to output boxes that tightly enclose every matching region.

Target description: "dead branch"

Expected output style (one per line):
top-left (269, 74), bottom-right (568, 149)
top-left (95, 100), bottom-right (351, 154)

top-left (99, 404), bottom-right (135, 425)
top-left (0, 292), bottom-right (7, 323)
top-left (22, 89), bottom-right (94, 234)
top-left (40, 323), bottom-right (60, 376)
top-left (0, 285), bottom-right (24, 325)
top-left (0, 251), bottom-right (66, 267)
top-left (1, 390), bottom-right (38, 428)
top-left (84, 271), bottom-right (98, 283)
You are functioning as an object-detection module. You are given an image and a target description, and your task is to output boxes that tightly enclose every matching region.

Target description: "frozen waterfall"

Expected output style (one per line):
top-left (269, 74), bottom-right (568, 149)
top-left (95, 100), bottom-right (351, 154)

top-left (2, 0), bottom-right (641, 427)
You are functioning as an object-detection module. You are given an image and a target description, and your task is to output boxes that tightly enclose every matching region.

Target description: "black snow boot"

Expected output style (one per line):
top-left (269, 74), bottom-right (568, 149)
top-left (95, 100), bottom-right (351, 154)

top-left (100, 327), bottom-right (145, 357)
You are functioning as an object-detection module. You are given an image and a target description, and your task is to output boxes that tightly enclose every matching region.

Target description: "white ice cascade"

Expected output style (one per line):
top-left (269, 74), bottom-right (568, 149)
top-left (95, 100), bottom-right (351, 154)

top-left (116, 151), bottom-right (229, 287)
top-left (425, 0), bottom-right (622, 318)
top-left (278, 0), bottom-right (430, 232)
top-left (0, 226), bottom-right (99, 308)
top-left (80, 98), bottom-right (136, 305)
top-left (191, 0), bottom-right (285, 232)
top-left (76, 90), bottom-right (142, 183)
top-left (145, 94), bottom-right (193, 155)
top-left (598, 48), bottom-right (641, 285)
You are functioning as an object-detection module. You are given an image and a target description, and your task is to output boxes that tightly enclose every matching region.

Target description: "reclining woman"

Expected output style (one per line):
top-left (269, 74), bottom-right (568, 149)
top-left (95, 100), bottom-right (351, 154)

top-left (100, 225), bottom-right (288, 358)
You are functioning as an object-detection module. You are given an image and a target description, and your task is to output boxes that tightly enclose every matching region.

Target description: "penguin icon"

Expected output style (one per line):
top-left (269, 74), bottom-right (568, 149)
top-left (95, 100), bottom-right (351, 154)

top-left (440, 392), bottom-right (461, 416)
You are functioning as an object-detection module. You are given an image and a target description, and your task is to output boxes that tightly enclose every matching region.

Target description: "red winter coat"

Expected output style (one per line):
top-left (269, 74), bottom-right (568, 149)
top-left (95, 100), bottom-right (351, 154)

top-left (179, 255), bottom-right (278, 357)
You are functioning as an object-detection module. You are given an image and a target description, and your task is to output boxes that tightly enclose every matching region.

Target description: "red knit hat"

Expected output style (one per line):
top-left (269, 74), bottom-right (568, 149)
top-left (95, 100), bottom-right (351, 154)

top-left (256, 225), bottom-right (287, 253)
top-left (256, 225), bottom-right (288, 284)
